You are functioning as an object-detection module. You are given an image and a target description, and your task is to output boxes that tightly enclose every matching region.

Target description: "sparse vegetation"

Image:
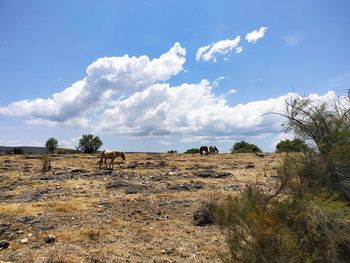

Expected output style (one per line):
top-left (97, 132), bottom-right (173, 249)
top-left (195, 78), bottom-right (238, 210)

top-left (211, 92), bottom-right (350, 262)
top-left (230, 141), bottom-right (262, 153)
top-left (78, 134), bottom-right (103, 154)
top-left (42, 154), bottom-right (51, 172)
top-left (275, 138), bottom-right (308, 152)
top-left (45, 137), bottom-right (58, 154)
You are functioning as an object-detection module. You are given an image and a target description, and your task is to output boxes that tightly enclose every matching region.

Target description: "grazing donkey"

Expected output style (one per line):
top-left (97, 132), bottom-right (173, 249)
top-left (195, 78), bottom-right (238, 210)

top-left (200, 146), bottom-right (209, 156)
top-left (98, 150), bottom-right (126, 169)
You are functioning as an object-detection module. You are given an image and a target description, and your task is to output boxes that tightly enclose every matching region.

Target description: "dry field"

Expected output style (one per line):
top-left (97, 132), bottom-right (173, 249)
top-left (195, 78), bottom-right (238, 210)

top-left (0, 152), bottom-right (280, 263)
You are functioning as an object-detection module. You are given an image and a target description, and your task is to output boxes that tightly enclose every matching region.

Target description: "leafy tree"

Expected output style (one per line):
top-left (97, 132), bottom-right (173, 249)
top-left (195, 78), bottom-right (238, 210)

top-left (275, 138), bottom-right (308, 153)
top-left (231, 141), bottom-right (262, 153)
top-left (45, 137), bottom-right (58, 154)
top-left (184, 148), bottom-right (200, 154)
top-left (78, 134), bottom-right (103, 153)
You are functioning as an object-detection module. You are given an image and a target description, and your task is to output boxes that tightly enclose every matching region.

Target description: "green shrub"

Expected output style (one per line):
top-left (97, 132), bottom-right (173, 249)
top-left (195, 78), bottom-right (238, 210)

top-left (184, 148), bottom-right (200, 154)
top-left (13, 147), bottom-right (24, 154)
top-left (230, 141), bottom-right (262, 153)
top-left (78, 134), bottom-right (103, 154)
top-left (275, 138), bottom-right (309, 153)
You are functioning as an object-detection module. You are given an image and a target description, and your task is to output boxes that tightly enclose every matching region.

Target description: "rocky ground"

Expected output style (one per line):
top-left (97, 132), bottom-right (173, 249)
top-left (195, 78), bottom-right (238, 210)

top-left (0, 152), bottom-right (280, 263)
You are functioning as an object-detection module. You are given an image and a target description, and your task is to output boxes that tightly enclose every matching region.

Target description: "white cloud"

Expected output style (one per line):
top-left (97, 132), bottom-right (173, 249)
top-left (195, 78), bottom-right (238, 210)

top-left (283, 35), bottom-right (300, 47)
top-left (0, 42), bottom-right (339, 147)
top-left (235, 47), bottom-right (243, 53)
top-left (196, 36), bottom-right (241, 62)
top-left (97, 79), bottom-right (337, 139)
top-left (246, 27), bottom-right (268, 43)
top-left (0, 43), bottom-right (186, 125)
top-left (226, 89), bottom-right (237, 96)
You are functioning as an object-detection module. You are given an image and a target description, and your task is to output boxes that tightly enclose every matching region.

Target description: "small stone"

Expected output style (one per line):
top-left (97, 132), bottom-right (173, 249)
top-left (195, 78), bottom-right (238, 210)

top-left (44, 235), bottom-right (55, 244)
top-left (0, 240), bottom-right (10, 249)
top-left (162, 248), bottom-right (175, 255)
top-left (127, 162), bottom-right (137, 169)
top-left (193, 205), bottom-right (214, 226)
top-left (244, 162), bottom-right (255, 169)
top-left (20, 238), bottom-right (28, 244)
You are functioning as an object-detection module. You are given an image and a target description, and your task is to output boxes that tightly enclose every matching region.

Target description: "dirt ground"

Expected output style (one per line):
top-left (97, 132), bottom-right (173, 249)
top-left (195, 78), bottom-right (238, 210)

top-left (0, 152), bottom-right (280, 263)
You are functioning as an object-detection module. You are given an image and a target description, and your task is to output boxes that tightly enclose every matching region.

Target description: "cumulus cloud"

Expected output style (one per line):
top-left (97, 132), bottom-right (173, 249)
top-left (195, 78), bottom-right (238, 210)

top-left (0, 41), bottom-right (338, 145)
top-left (0, 43), bottom-right (186, 125)
top-left (97, 78), bottom-right (337, 139)
top-left (235, 46), bottom-right (243, 53)
top-left (246, 27), bottom-right (268, 43)
top-left (196, 36), bottom-right (241, 62)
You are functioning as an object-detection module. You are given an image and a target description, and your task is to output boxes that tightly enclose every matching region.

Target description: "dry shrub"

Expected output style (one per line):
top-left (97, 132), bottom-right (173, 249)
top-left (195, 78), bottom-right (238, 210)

top-left (42, 154), bottom-right (51, 172)
top-left (45, 199), bottom-right (84, 213)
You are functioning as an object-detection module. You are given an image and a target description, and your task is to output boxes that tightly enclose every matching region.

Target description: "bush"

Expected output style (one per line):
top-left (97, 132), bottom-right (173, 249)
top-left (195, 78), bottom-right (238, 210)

top-left (275, 138), bottom-right (309, 153)
top-left (42, 154), bottom-right (51, 172)
top-left (45, 137), bottom-right (58, 154)
top-left (77, 134), bottom-right (103, 154)
top-left (184, 148), bottom-right (200, 154)
top-left (210, 185), bottom-right (350, 263)
top-left (230, 141), bottom-right (262, 153)
top-left (210, 91), bottom-right (350, 262)
top-left (13, 147), bottom-right (24, 154)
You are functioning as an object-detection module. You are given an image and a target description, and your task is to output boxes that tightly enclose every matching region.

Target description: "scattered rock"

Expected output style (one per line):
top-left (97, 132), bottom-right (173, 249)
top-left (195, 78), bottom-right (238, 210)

top-left (20, 238), bottom-right (28, 244)
top-left (156, 161), bottom-right (166, 167)
top-left (193, 170), bottom-right (231, 178)
top-left (162, 248), bottom-right (175, 255)
top-left (169, 181), bottom-right (203, 191)
top-left (44, 235), bottom-right (55, 244)
top-left (71, 168), bottom-right (89, 173)
top-left (193, 205), bottom-right (214, 226)
top-left (125, 185), bottom-right (145, 194)
top-left (244, 162), bottom-right (255, 169)
top-left (255, 152), bottom-right (265, 158)
top-left (0, 240), bottom-right (10, 250)
top-left (106, 179), bottom-right (130, 189)
top-left (228, 184), bottom-right (241, 191)
top-left (127, 162), bottom-right (138, 169)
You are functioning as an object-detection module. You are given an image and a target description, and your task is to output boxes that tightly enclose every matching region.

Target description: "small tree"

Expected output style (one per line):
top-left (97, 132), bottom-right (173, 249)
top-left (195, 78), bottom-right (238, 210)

top-left (45, 137), bottom-right (58, 154)
top-left (231, 141), bottom-right (262, 153)
top-left (78, 134), bottom-right (103, 153)
top-left (184, 148), bottom-right (200, 154)
top-left (275, 138), bottom-right (309, 153)
top-left (12, 147), bottom-right (24, 154)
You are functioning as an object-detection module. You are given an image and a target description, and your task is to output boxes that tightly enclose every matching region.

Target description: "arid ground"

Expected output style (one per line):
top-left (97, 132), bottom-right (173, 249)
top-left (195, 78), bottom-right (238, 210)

top-left (0, 152), bottom-right (280, 263)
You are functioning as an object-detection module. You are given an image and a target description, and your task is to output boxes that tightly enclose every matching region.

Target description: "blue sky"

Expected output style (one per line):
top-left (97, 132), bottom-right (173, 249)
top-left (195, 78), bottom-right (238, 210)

top-left (0, 0), bottom-right (349, 152)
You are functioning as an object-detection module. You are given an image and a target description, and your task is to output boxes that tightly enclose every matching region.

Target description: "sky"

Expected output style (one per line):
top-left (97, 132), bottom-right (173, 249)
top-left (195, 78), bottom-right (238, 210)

top-left (0, 0), bottom-right (349, 152)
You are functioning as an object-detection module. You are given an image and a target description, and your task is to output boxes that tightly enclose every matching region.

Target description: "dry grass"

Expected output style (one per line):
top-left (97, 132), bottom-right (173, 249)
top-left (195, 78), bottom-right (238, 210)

top-left (0, 203), bottom-right (43, 216)
top-left (44, 199), bottom-right (89, 213)
top-left (0, 152), bottom-right (280, 262)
